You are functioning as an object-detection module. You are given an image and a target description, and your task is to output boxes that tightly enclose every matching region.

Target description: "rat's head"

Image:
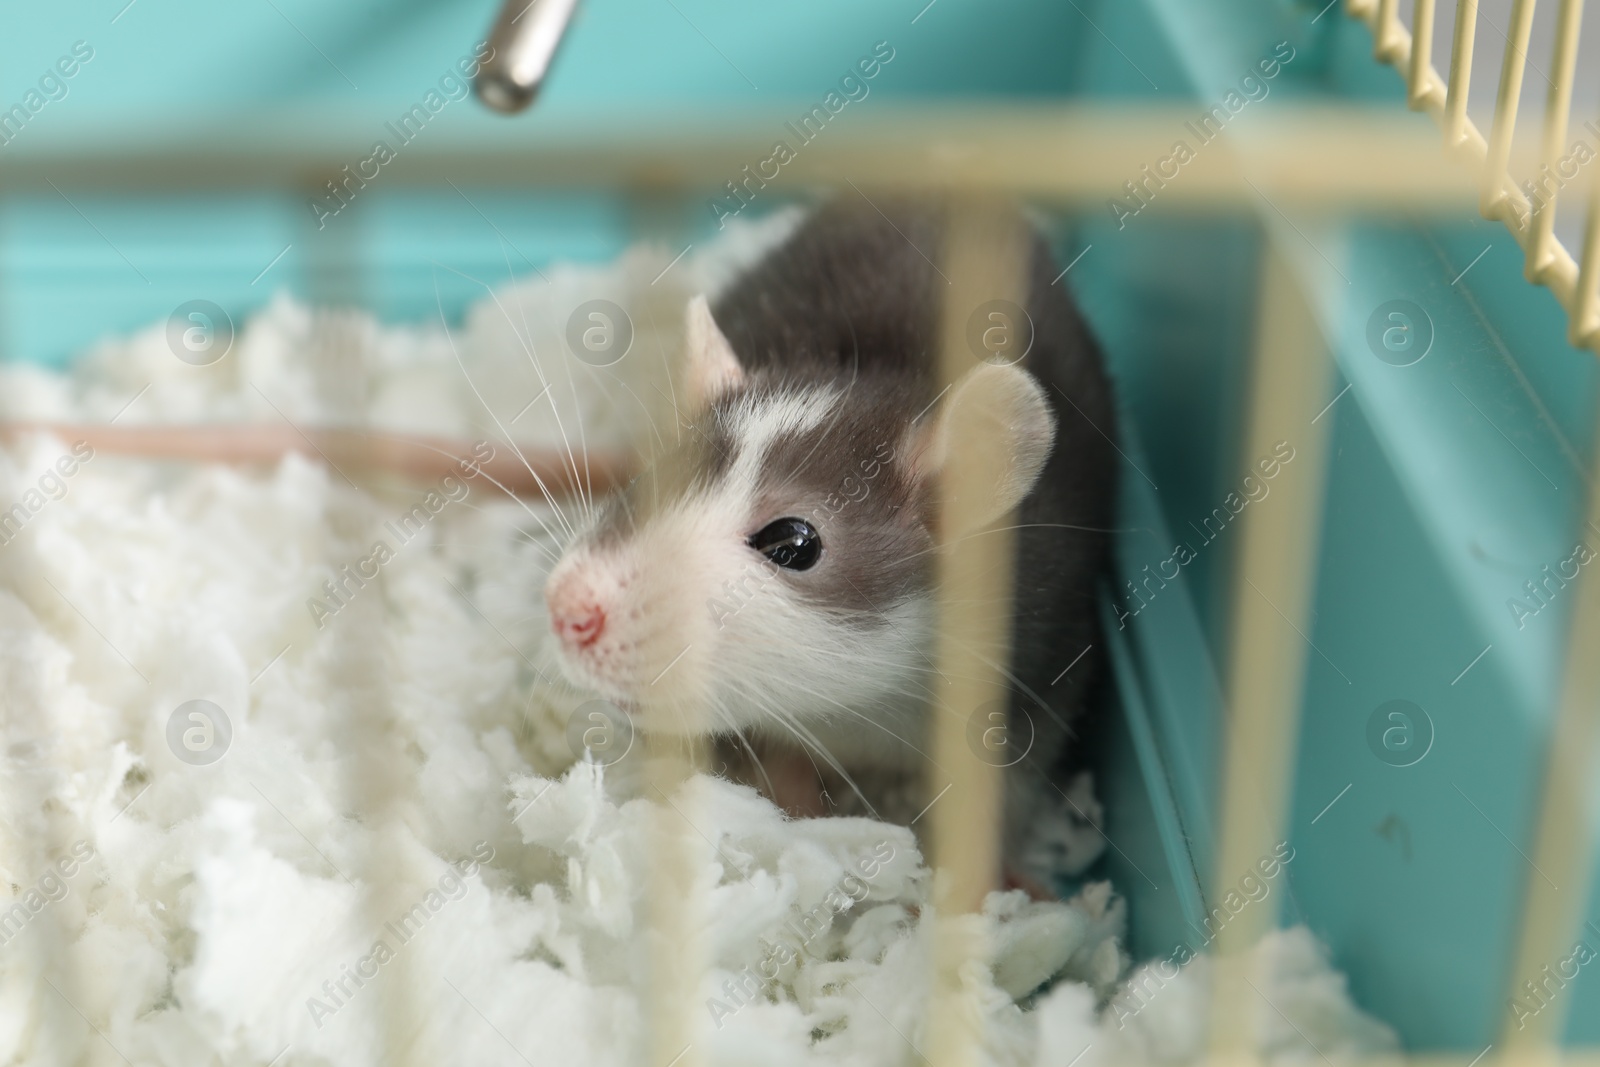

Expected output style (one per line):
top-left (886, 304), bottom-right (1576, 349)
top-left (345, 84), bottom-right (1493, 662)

top-left (543, 295), bottom-right (1056, 737)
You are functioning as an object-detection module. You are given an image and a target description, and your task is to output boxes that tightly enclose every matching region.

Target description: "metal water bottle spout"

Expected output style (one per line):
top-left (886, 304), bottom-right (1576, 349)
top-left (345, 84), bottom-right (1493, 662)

top-left (474, 0), bottom-right (580, 114)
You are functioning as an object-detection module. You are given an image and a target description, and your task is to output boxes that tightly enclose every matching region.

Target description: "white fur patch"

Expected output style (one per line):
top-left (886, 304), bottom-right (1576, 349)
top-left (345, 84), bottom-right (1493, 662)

top-left (545, 383), bottom-right (931, 759)
top-left (719, 386), bottom-right (841, 501)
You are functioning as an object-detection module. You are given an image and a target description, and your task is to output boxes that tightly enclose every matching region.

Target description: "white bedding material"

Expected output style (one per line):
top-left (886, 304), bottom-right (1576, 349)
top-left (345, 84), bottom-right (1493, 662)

top-left (0, 215), bottom-right (1399, 1065)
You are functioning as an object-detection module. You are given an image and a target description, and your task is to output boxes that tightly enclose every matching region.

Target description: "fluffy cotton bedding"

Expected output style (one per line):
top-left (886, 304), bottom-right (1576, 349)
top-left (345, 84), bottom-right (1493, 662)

top-left (0, 214), bottom-right (1399, 1066)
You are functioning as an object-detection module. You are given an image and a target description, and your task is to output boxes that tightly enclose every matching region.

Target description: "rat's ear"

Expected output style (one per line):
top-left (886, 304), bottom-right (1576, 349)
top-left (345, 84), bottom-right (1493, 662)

top-left (683, 294), bottom-right (745, 412)
top-left (907, 363), bottom-right (1055, 535)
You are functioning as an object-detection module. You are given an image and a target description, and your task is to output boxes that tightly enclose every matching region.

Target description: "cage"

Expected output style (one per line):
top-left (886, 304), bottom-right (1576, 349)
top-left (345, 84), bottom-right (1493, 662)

top-left (2, 0), bottom-right (1599, 1063)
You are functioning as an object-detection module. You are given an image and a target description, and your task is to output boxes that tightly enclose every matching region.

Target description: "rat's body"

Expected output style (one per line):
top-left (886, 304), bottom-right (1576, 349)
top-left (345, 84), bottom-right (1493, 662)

top-left (543, 200), bottom-right (1116, 883)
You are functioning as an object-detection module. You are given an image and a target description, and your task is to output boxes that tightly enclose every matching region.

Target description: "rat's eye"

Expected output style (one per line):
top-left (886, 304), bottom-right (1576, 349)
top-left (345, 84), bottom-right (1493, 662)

top-left (749, 517), bottom-right (822, 571)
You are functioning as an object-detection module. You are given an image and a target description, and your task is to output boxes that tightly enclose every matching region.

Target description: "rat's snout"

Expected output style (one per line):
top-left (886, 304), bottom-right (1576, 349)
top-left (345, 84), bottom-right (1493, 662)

top-left (546, 566), bottom-right (609, 651)
top-left (553, 596), bottom-right (606, 649)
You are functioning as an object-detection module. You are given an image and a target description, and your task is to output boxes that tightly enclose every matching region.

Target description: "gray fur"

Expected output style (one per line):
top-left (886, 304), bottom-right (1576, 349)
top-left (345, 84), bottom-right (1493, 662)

top-left (711, 199), bottom-right (1116, 878)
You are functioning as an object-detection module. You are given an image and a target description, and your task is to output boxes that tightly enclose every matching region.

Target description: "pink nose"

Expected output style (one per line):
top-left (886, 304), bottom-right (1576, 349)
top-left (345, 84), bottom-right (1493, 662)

top-left (547, 573), bottom-right (607, 650)
top-left (557, 604), bottom-right (606, 648)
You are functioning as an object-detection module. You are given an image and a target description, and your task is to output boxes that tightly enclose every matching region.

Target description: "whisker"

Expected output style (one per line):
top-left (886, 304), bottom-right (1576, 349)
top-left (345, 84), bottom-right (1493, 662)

top-left (484, 256), bottom-right (596, 522)
top-left (347, 431), bottom-right (565, 566)
top-left (431, 264), bottom-right (576, 541)
top-left (614, 377), bottom-right (669, 458)
top-left (727, 730), bottom-right (779, 800)
top-left (564, 369), bottom-right (595, 522)
top-left (759, 674), bottom-right (942, 775)
top-left (757, 705), bottom-right (879, 821)
top-left (653, 312), bottom-right (684, 448)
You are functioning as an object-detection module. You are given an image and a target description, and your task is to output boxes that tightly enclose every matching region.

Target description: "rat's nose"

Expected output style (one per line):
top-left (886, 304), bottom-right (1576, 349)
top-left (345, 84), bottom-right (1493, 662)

top-left (557, 603), bottom-right (606, 648)
top-left (547, 570), bottom-right (608, 650)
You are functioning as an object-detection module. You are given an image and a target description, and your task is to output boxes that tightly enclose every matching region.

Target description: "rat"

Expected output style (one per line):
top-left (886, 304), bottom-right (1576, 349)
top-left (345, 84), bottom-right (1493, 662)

top-left (540, 199), bottom-right (1117, 889)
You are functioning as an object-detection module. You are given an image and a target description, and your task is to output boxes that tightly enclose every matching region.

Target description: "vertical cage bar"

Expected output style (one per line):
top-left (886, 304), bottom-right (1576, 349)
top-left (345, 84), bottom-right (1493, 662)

top-left (1410, 0), bottom-right (1439, 107)
top-left (1376, 0), bottom-right (1405, 61)
top-left (1579, 175), bottom-right (1600, 346)
top-left (1482, 0), bottom-right (1538, 221)
top-left (637, 260), bottom-right (712, 1067)
top-left (926, 199), bottom-right (1028, 1067)
top-left (1528, 0), bottom-right (1584, 276)
top-left (1446, 0), bottom-right (1481, 147)
top-left (305, 397), bottom-right (422, 1064)
top-left (1496, 429), bottom-right (1600, 1051)
top-left (643, 742), bottom-right (709, 1067)
top-left (1206, 240), bottom-right (1334, 1054)
top-left (13, 716), bottom-right (88, 1059)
